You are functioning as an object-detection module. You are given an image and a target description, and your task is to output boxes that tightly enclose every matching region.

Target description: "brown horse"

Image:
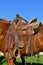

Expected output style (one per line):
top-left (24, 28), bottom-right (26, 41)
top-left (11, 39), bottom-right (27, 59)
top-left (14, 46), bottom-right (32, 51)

top-left (5, 17), bottom-right (40, 65)
top-left (0, 16), bottom-right (42, 65)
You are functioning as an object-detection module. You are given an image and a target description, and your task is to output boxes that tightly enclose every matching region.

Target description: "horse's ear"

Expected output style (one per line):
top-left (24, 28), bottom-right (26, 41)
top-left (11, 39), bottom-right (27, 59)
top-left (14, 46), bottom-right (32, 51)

top-left (29, 18), bottom-right (37, 24)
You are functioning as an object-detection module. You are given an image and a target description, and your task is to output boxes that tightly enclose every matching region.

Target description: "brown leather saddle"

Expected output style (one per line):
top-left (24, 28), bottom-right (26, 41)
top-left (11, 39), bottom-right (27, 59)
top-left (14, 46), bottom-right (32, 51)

top-left (5, 17), bottom-right (40, 51)
top-left (17, 18), bottom-right (40, 54)
top-left (14, 18), bottom-right (40, 50)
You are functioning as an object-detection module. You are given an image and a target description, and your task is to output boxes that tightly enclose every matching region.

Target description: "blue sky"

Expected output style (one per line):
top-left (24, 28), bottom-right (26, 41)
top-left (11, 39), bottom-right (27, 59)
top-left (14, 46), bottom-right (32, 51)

top-left (0, 0), bottom-right (43, 23)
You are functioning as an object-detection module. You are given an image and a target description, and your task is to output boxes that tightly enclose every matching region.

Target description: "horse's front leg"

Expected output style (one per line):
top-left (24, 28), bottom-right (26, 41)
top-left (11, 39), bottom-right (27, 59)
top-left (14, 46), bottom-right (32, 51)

top-left (4, 51), bottom-right (16, 65)
top-left (21, 55), bottom-right (26, 65)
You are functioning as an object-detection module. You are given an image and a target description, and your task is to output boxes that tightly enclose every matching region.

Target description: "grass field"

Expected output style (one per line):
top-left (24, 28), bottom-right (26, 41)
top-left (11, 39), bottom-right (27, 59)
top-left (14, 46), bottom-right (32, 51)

top-left (0, 55), bottom-right (43, 65)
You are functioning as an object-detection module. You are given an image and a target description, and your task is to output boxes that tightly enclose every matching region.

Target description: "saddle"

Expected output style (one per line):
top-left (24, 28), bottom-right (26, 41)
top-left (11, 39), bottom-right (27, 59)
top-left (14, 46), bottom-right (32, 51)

top-left (5, 16), bottom-right (40, 55)
top-left (18, 18), bottom-right (40, 54)
top-left (14, 18), bottom-right (40, 50)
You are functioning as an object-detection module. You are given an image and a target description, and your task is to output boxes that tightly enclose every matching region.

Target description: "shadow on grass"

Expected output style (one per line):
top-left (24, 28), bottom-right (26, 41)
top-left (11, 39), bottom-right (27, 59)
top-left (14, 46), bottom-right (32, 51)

top-left (16, 62), bottom-right (43, 65)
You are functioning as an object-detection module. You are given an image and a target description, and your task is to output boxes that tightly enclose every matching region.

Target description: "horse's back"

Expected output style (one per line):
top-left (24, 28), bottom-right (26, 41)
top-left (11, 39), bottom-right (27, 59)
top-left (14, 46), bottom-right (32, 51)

top-left (0, 19), bottom-right (10, 34)
top-left (0, 18), bottom-right (10, 24)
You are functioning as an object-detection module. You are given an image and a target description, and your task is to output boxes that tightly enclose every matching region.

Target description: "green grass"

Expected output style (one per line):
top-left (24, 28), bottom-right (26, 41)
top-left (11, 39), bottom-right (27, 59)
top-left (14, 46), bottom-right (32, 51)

top-left (0, 55), bottom-right (43, 65)
top-left (0, 56), bottom-right (7, 65)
